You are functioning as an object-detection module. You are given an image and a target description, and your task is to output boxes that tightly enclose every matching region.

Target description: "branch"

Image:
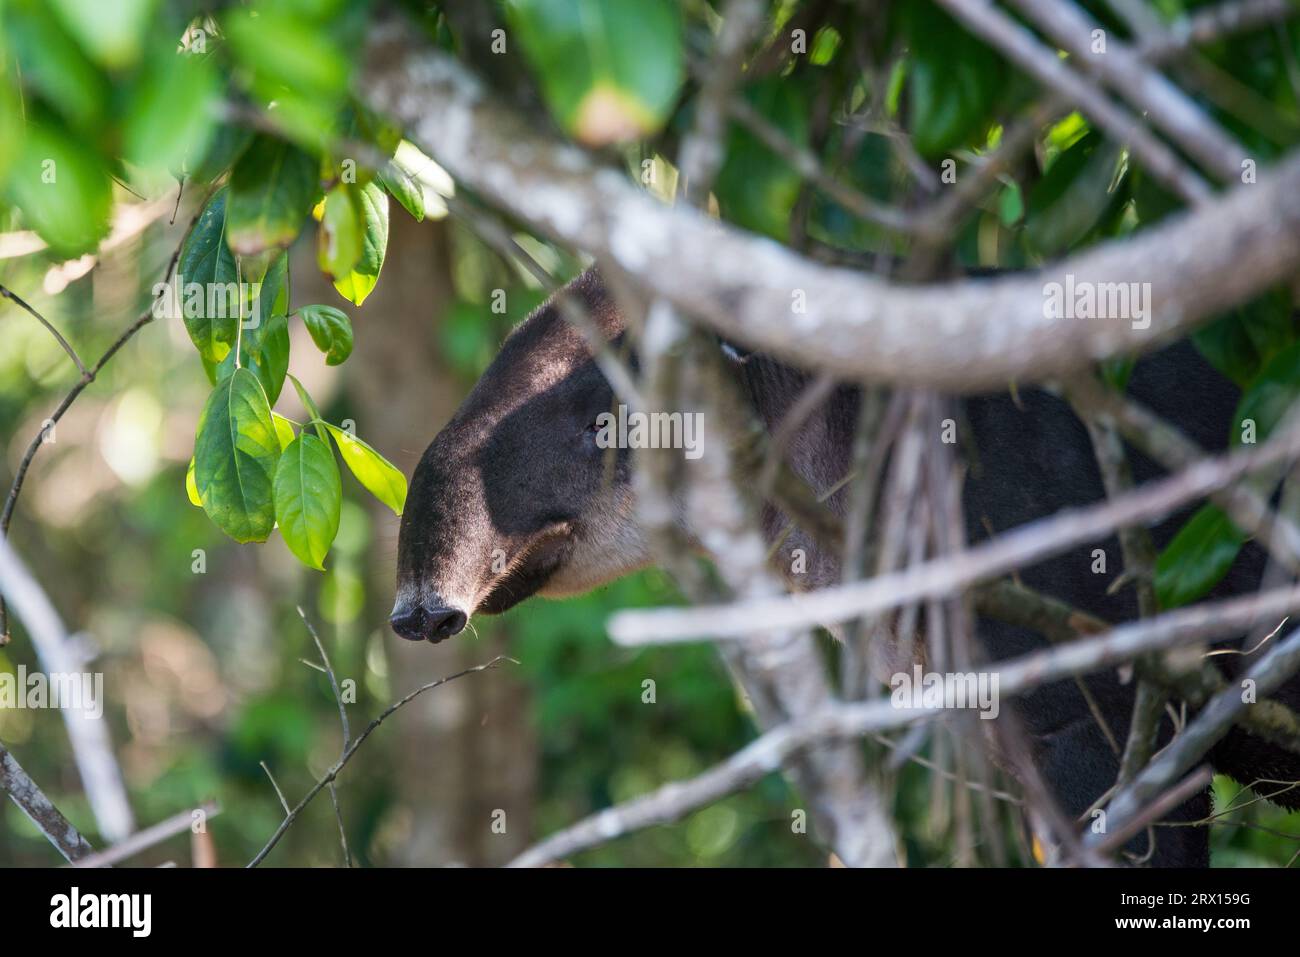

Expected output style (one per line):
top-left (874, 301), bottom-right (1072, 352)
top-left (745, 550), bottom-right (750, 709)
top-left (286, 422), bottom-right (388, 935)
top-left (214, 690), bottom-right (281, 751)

top-left (0, 283), bottom-right (89, 378)
top-left (1006, 0), bottom-right (1249, 182)
top-left (0, 739), bottom-right (94, 862)
top-left (297, 607), bottom-right (353, 868)
top-left (511, 582), bottom-right (1300, 866)
top-left (608, 404), bottom-right (1300, 643)
top-left (977, 578), bottom-right (1300, 753)
top-left (1090, 624), bottom-right (1300, 851)
top-left (1061, 371), bottom-right (1300, 574)
top-left (934, 0), bottom-right (1212, 203)
top-left (0, 530), bottom-right (134, 842)
top-left (69, 801), bottom-right (221, 869)
top-left (247, 656), bottom-right (516, 867)
top-left (1137, 0), bottom-right (1300, 62)
top-left (362, 26), bottom-right (1300, 389)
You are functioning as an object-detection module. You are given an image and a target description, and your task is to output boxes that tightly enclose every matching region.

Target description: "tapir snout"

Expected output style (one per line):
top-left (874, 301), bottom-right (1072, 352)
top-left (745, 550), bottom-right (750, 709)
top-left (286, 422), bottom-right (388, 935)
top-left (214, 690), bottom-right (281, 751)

top-left (391, 270), bottom-right (651, 643)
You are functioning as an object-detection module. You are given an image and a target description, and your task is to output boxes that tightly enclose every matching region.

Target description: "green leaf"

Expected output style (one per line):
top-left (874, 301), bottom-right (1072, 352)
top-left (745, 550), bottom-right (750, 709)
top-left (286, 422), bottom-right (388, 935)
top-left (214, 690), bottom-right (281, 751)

top-left (298, 304), bottom-right (354, 365)
top-left (194, 368), bottom-right (280, 543)
top-left (331, 181), bottom-right (387, 305)
top-left (4, 2), bottom-right (109, 135)
top-left (272, 413), bottom-right (297, 451)
top-left (185, 457), bottom-right (202, 507)
top-left (217, 312), bottom-right (291, 406)
top-left (1233, 337), bottom-right (1300, 446)
top-left (1023, 131), bottom-right (1124, 258)
top-left (507, 0), bottom-right (683, 145)
top-left (1155, 504), bottom-right (1246, 610)
top-left (209, 251), bottom-right (291, 400)
top-left (317, 183), bottom-right (363, 280)
top-left (904, 0), bottom-right (1005, 158)
top-left (289, 373), bottom-right (329, 442)
top-left (4, 112), bottom-right (112, 257)
top-left (1192, 289), bottom-right (1295, 389)
top-left (273, 433), bottom-right (341, 570)
top-left (377, 162), bottom-right (425, 222)
top-left (190, 123), bottom-right (253, 184)
top-left (714, 78), bottom-right (810, 241)
top-left (226, 134), bottom-right (319, 256)
top-left (178, 189), bottom-right (240, 366)
top-left (49, 0), bottom-right (156, 69)
top-left (223, 6), bottom-right (350, 142)
top-left (123, 44), bottom-right (220, 175)
top-left (324, 423), bottom-right (407, 515)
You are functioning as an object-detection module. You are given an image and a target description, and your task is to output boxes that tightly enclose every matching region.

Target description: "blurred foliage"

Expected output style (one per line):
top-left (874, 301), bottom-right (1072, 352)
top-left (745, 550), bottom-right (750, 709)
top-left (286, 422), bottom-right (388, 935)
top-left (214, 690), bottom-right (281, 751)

top-left (1, 0), bottom-right (1299, 867)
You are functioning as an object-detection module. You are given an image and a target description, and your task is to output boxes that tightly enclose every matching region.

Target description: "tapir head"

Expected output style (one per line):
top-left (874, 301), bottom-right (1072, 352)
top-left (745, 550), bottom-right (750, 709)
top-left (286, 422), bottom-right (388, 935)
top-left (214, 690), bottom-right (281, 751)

top-left (390, 269), bottom-right (651, 642)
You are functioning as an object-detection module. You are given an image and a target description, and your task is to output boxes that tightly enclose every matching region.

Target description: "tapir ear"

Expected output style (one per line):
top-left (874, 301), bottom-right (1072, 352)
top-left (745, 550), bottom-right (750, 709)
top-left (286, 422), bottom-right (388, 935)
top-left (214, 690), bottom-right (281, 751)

top-left (718, 337), bottom-right (753, 364)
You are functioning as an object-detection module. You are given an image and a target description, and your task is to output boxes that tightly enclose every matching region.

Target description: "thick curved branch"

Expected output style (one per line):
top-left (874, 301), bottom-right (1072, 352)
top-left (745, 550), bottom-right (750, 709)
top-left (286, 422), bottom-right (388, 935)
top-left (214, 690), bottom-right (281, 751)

top-left (362, 27), bottom-right (1300, 390)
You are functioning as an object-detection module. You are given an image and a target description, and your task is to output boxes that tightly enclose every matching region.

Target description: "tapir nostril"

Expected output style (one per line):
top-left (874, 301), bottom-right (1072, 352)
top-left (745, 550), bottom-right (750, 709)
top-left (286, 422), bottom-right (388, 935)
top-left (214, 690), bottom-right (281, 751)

top-left (426, 607), bottom-right (467, 642)
top-left (389, 605), bottom-right (430, 642)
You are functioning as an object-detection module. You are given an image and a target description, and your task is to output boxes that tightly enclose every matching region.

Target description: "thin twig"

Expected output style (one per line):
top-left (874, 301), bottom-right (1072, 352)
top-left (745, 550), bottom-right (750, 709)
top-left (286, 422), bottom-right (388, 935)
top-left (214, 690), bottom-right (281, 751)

top-left (1091, 624), bottom-right (1300, 851)
top-left (248, 656), bottom-right (516, 867)
top-left (0, 283), bottom-right (89, 378)
top-left (296, 606), bottom-right (353, 868)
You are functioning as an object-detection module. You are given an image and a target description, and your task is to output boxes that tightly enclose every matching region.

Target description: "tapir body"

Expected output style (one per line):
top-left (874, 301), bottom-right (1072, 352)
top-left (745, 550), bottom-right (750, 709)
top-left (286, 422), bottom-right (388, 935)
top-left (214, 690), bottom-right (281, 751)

top-left (393, 268), bottom-right (1300, 866)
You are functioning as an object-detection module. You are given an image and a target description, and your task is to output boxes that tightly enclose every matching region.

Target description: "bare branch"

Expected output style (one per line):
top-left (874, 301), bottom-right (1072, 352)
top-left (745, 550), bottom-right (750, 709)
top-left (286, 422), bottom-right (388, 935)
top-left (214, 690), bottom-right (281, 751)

top-left (609, 406), bottom-right (1300, 643)
top-left (70, 802), bottom-right (221, 869)
top-left (1006, 0), bottom-right (1249, 182)
top-left (512, 584), bottom-right (1300, 866)
top-left (0, 531), bottom-right (134, 841)
top-left (297, 607), bottom-right (353, 868)
top-left (1091, 624), bottom-right (1300, 851)
top-left (0, 186), bottom-right (214, 641)
top-left (0, 740), bottom-right (94, 862)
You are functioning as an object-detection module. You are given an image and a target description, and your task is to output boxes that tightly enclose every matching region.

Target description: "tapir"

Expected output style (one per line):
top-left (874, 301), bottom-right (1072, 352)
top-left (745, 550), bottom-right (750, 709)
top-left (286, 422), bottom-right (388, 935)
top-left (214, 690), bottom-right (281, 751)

top-left (392, 267), bottom-right (1300, 866)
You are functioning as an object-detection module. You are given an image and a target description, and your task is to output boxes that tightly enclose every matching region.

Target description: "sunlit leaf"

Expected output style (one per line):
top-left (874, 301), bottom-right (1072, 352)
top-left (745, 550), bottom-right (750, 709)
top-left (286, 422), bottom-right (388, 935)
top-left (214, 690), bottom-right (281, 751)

top-left (331, 181), bottom-right (387, 305)
top-left (317, 182), bottom-right (363, 280)
top-left (324, 422), bottom-right (406, 515)
top-left (185, 457), bottom-right (202, 507)
top-left (274, 433), bottom-right (341, 570)
top-left (4, 112), bottom-right (112, 257)
top-left (272, 413), bottom-right (297, 451)
top-left (508, 0), bottom-right (683, 145)
top-left (377, 162), bottom-right (425, 222)
top-left (179, 189), bottom-right (240, 366)
top-left (298, 304), bottom-right (354, 365)
top-left (48, 0), bottom-right (156, 69)
top-left (226, 134), bottom-right (319, 256)
top-left (193, 368), bottom-right (280, 542)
